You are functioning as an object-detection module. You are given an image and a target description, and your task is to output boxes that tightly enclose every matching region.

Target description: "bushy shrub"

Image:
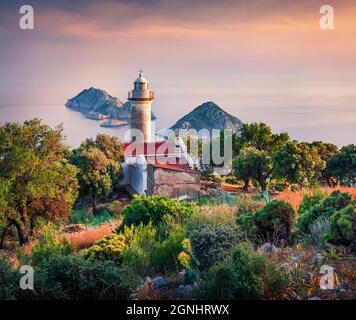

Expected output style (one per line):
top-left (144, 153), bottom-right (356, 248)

top-left (189, 223), bottom-right (242, 270)
top-left (320, 190), bottom-right (352, 214)
top-left (298, 191), bottom-right (327, 216)
top-left (23, 224), bottom-right (73, 266)
top-left (81, 233), bottom-right (125, 262)
top-left (121, 222), bottom-right (157, 275)
top-left (307, 216), bottom-right (332, 245)
top-left (297, 190), bottom-right (353, 233)
top-left (197, 242), bottom-right (287, 300)
top-left (150, 228), bottom-right (186, 273)
top-left (120, 221), bottom-right (189, 275)
top-left (329, 202), bottom-right (356, 246)
top-left (297, 191), bottom-right (327, 233)
top-left (237, 200), bottom-right (295, 243)
top-left (31, 255), bottom-right (140, 300)
top-left (122, 195), bottom-right (196, 230)
top-left (0, 259), bottom-right (18, 300)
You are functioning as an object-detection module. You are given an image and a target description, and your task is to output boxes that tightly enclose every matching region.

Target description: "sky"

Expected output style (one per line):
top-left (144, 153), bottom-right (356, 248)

top-left (0, 0), bottom-right (355, 144)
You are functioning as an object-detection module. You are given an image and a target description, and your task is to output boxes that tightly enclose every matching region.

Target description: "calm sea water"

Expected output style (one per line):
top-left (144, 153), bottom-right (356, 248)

top-left (0, 103), bottom-right (355, 148)
top-left (0, 104), bottom-right (133, 149)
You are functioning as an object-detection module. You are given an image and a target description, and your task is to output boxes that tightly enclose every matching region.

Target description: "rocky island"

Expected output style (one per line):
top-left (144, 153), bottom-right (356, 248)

top-left (66, 87), bottom-right (156, 125)
top-left (170, 101), bottom-right (243, 133)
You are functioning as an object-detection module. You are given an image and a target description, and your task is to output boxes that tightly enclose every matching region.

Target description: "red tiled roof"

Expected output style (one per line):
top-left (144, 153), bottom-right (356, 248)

top-left (122, 141), bottom-right (176, 157)
top-left (123, 141), bottom-right (195, 173)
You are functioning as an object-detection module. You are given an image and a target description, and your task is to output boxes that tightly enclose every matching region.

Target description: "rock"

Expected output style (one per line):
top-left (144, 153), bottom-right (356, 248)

top-left (183, 285), bottom-right (193, 296)
top-left (177, 269), bottom-right (186, 283)
top-left (308, 296), bottom-right (321, 300)
top-left (176, 285), bottom-right (185, 296)
top-left (193, 282), bottom-right (199, 290)
top-left (312, 253), bottom-right (323, 266)
top-left (170, 101), bottom-right (243, 134)
top-left (143, 276), bottom-right (152, 285)
top-left (176, 285), bottom-right (193, 297)
top-left (335, 282), bottom-right (348, 292)
top-left (129, 293), bottom-right (138, 300)
top-left (152, 276), bottom-right (167, 289)
top-left (258, 243), bottom-right (277, 254)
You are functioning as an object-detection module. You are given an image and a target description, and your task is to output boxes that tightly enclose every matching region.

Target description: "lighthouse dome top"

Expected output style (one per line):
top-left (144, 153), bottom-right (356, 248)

top-left (134, 70), bottom-right (148, 84)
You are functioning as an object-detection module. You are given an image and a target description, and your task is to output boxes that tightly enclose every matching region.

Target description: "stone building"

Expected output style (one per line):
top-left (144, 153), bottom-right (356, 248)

top-left (120, 72), bottom-right (200, 199)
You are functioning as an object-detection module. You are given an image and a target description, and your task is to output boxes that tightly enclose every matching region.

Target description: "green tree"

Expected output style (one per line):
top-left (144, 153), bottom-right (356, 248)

top-left (70, 134), bottom-right (124, 189)
top-left (272, 141), bottom-right (325, 186)
top-left (232, 147), bottom-right (272, 190)
top-left (234, 122), bottom-right (289, 156)
top-left (0, 119), bottom-right (78, 245)
top-left (73, 148), bottom-right (112, 214)
top-left (69, 134), bottom-right (123, 214)
top-left (326, 144), bottom-right (356, 186)
top-left (308, 141), bottom-right (338, 186)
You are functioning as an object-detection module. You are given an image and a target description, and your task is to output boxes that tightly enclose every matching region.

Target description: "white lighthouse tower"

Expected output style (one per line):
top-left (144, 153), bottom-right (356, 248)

top-left (128, 70), bottom-right (154, 142)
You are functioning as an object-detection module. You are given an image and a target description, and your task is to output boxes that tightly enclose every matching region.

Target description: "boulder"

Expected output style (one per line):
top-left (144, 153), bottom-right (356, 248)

top-left (177, 269), bottom-right (186, 283)
top-left (335, 282), bottom-right (348, 292)
top-left (152, 276), bottom-right (167, 290)
top-left (258, 242), bottom-right (277, 254)
top-left (176, 285), bottom-right (193, 297)
top-left (143, 276), bottom-right (152, 285)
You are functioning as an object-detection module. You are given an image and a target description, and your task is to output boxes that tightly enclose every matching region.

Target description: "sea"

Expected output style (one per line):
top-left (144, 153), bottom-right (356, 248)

top-left (0, 103), bottom-right (355, 149)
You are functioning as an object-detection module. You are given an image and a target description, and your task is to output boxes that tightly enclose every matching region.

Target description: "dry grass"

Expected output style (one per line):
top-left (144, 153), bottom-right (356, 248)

top-left (275, 187), bottom-right (356, 213)
top-left (196, 204), bottom-right (237, 225)
top-left (18, 220), bottom-right (122, 256)
top-left (65, 219), bottom-right (121, 251)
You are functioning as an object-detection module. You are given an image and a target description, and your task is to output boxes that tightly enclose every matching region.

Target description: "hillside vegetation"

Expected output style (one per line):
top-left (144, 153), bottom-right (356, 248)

top-left (0, 119), bottom-right (355, 300)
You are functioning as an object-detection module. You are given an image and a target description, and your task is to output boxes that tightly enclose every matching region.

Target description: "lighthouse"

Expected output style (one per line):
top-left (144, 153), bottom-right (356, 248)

top-left (128, 70), bottom-right (154, 142)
